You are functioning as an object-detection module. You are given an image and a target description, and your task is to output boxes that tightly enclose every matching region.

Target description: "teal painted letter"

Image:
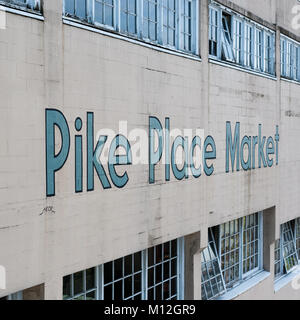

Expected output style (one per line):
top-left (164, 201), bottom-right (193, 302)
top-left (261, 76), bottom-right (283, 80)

top-left (204, 136), bottom-right (216, 176)
top-left (149, 117), bottom-right (164, 184)
top-left (108, 135), bottom-right (132, 188)
top-left (87, 112), bottom-right (111, 191)
top-left (46, 109), bottom-right (70, 197)
top-left (226, 122), bottom-right (240, 173)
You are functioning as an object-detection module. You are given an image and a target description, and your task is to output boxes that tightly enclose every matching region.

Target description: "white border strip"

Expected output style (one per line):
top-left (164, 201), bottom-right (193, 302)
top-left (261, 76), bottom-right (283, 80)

top-left (209, 57), bottom-right (278, 81)
top-left (281, 77), bottom-right (300, 86)
top-left (0, 5), bottom-right (44, 21)
top-left (63, 18), bottom-right (202, 62)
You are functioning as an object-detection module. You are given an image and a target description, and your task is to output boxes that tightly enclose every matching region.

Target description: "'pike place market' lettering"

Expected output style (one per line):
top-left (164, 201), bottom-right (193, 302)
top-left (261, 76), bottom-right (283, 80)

top-left (45, 109), bottom-right (280, 197)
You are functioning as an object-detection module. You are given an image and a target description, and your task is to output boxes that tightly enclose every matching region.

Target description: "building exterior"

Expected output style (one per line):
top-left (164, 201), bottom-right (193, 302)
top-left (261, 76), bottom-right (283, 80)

top-left (0, 0), bottom-right (300, 300)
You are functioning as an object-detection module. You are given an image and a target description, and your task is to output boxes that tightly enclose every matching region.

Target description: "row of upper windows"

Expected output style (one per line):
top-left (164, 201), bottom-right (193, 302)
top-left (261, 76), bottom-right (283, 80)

top-left (1, 0), bottom-right (300, 83)
top-left (63, 0), bottom-right (198, 54)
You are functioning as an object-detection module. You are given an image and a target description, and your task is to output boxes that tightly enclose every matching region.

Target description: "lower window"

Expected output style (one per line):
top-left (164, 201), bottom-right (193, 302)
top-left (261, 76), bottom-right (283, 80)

top-left (274, 218), bottom-right (300, 280)
top-left (63, 238), bottom-right (184, 300)
top-left (201, 212), bottom-right (263, 300)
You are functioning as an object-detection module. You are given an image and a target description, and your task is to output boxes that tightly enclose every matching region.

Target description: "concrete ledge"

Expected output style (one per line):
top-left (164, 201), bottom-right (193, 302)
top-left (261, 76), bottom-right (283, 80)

top-left (63, 18), bottom-right (202, 62)
top-left (0, 4), bottom-right (43, 21)
top-left (209, 58), bottom-right (277, 81)
top-left (274, 265), bottom-right (300, 292)
top-left (216, 271), bottom-right (271, 300)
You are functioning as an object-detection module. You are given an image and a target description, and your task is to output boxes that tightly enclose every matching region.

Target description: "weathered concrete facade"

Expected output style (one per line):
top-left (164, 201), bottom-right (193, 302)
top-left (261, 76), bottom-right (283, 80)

top-left (0, 0), bottom-right (299, 300)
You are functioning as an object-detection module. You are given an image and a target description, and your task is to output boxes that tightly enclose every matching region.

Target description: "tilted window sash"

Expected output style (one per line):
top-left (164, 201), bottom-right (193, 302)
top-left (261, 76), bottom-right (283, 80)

top-left (201, 229), bottom-right (226, 300)
top-left (281, 221), bottom-right (298, 274)
top-left (221, 15), bottom-right (235, 62)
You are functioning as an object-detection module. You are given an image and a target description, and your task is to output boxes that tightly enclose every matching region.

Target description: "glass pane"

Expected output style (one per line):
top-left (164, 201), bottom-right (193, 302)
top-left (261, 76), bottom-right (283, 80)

top-left (73, 271), bottom-right (84, 295)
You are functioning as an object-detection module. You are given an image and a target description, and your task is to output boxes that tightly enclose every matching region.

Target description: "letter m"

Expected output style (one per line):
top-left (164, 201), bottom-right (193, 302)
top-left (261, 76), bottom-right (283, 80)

top-left (226, 122), bottom-right (240, 173)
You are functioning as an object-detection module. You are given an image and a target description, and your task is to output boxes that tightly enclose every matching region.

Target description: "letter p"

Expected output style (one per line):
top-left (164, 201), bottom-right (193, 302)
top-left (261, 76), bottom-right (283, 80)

top-left (46, 109), bottom-right (70, 196)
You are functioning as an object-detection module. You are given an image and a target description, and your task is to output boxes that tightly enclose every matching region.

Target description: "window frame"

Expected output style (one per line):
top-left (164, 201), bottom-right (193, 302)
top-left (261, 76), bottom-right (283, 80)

top-left (63, 238), bottom-right (184, 300)
top-left (201, 212), bottom-right (263, 300)
top-left (280, 35), bottom-right (300, 82)
top-left (274, 219), bottom-right (300, 282)
top-left (208, 2), bottom-right (275, 77)
top-left (63, 0), bottom-right (199, 55)
top-left (0, 0), bottom-right (41, 12)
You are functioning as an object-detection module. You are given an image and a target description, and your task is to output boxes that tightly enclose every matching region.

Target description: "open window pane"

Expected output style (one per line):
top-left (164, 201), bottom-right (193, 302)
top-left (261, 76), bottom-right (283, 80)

top-left (201, 230), bottom-right (226, 300)
top-left (281, 221), bottom-right (298, 273)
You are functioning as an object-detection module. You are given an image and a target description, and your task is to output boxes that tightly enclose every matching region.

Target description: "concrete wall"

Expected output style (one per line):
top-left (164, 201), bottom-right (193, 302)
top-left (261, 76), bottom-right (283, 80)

top-left (0, 0), bottom-right (299, 300)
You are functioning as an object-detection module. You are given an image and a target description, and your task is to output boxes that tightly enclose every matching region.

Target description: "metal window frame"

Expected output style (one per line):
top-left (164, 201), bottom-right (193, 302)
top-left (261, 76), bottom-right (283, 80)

top-left (65, 268), bottom-right (98, 300)
top-left (0, 0), bottom-right (40, 11)
top-left (280, 35), bottom-right (300, 82)
top-left (281, 221), bottom-right (299, 274)
top-left (63, 237), bottom-right (184, 301)
top-left (274, 239), bottom-right (283, 280)
top-left (63, 0), bottom-right (198, 55)
top-left (209, 1), bottom-right (275, 76)
top-left (201, 229), bottom-right (226, 300)
top-left (119, 0), bottom-right (138, 35)
top-left (218, 212), bottom-right (263, 289)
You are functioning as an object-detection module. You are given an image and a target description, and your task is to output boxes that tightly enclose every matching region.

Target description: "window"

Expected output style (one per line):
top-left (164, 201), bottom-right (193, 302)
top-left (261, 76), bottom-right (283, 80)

top-left (264, 31), bottom-right (274, 74)
top-left (274, 239), bottom-right (282, 279)
top-left (181, 0), bottom-right (195, 52)
top-left (103, 252), bottom-right (143, 300)
top-left (244, 23), bottom-right (253, 68)
top-left (209, 6), bottom-right (218, 56)
top-left (143, 0), bottom-right (158, 41)
top-left (254, 28), bottom-right (263, 72)
top-left (0, 0), bottom-right (41, 12)
top-left (209, 2), bottom-right (275, 76)
top-left (232, 17), bottom-right (243, 65)
top-left (220, 218), bottom-right (241, 287)
top-left (274, 219), bottom-right (300, 281)
top-left (147, 239), bottom-right (180, 300)
top-left (64, 0), bottom-right (198, 55)
top-left (63, 268), bottom-right (97, 300)
top-left (201, 230), bottom-right (226, 300)
top-left (201, 212), bottom-right (263, 300)
top-left (63, 238), bottom-right (184, 300)
top-left (121, 0), bottom-right (137, 35)
top-left (162, 0), bottom-right (176, 48)
top-left (280, 36), bottom-right (300, 82)
top-left (94, 0), bottom-right (115, 28)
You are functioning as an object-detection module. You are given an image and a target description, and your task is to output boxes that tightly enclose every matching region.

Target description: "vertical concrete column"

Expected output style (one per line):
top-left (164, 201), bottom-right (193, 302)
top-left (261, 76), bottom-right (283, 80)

top-left (44, 275), bottom-right (63, 300)
top-left (263, 207), bottom-right (276, 274)
top-left (22, 284), bottom-right (45, 300)
top-left (42, 0), bottom-right (64, 300)
top-left (43, 0), bottom-right (64, 108)
top-left (184, 232), bottom-right (200, 300)
top-left (184, 230), bottom-right (208, 300)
